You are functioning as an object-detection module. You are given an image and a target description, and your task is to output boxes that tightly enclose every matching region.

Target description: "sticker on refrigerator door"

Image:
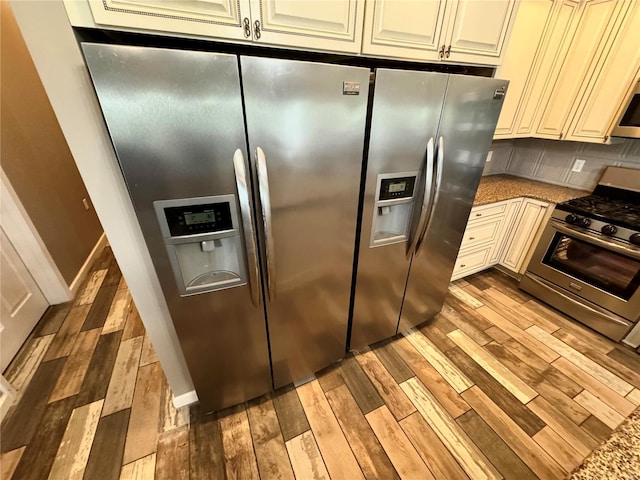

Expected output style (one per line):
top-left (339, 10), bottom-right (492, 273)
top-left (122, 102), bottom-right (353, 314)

top-left (343, 82), bottom-right (360, 95)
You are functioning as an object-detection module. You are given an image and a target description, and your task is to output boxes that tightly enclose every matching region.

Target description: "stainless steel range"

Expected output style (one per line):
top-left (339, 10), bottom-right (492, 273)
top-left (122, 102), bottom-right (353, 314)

top-left (521, 166), bottom-right (640, 341)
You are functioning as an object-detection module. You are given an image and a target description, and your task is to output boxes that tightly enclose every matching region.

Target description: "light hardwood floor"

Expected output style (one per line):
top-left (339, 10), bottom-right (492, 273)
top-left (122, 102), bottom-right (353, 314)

top-left (2, 247), bottom-right (640, 479)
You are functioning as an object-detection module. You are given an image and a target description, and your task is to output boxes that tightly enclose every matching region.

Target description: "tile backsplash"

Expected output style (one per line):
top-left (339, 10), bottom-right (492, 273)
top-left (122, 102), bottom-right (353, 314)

top-left (483, 138), bottom-right (640, 191)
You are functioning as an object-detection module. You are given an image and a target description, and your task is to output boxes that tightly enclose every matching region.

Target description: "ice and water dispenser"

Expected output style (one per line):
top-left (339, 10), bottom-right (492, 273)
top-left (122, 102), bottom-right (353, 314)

top-left (370, 173), bottom-right (419, 247)
top-left (154, 195), bottom-right (247, 296)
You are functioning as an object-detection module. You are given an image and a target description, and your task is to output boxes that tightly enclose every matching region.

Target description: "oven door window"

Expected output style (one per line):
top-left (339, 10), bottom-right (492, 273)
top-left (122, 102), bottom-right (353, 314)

top-left (543, 234), bottom-right (640, 300)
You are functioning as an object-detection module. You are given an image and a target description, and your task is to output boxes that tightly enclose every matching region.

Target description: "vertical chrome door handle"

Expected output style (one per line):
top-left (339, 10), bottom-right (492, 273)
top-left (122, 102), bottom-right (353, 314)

top-left (416, 136), bottom-right (444, 255)
top-left (407, 137), bottom-right (435, 258)
top-left (256, 147), bottom-right (276, 301)
top-left (233, 149), bottom-right (261, 307)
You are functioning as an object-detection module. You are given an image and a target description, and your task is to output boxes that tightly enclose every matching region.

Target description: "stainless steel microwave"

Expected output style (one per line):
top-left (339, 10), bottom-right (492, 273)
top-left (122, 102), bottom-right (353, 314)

top-left (612, 79), bottom-right (640, 138)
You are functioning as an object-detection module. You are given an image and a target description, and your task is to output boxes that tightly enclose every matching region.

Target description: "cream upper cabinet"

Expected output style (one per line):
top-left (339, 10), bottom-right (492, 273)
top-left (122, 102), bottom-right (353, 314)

top-left (515, 0), bottom-right (580, 137)
top-left (536, 0), bottom-right (626, 140)
top-left (565, 1), bottom-right (640, 143)
top-left (249, 0), bottom-right (365, 53)
top-left (84, 0), bottom-right (364, 52)
top-left (87, 0), bottom-right (254, 41)
top-left (361, 0), bottom-right (518, 65)
top-left (361, 0), bottom-right (447, 60)
top-left (444, 0), bottom-right (517, 65)
top-left (495, 0), bottom-right (639, 143)
top-left (494, 0), bottom-right (555, 138)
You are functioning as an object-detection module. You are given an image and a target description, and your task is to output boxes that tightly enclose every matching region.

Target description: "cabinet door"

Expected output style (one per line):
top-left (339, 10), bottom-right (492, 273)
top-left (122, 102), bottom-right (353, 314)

top-left (361, 0), bottom-right (447, 61)
top-left (443, 0), bottom-right (517, 65)
top-left (490, 197), bottom-right (522, 263)
top-left (494, 0), bottom-right (555, 138)
top-left (87, 0), bottom-right (253, 40)
top-left (249, 0), bottom-right (364, 53)
top-left (516, 0), bottom-right (580, 136)
top-left (565, 1), bottom-right (640, 143)
top-left (500, 199), bottom-right (548, 273)
top-left (536, 0), bottom-right (625, 139)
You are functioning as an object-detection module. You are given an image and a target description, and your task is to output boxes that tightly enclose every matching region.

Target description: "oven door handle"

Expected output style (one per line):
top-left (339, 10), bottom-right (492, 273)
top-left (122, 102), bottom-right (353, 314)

top-left (550, 219), bottom-right (640, 260)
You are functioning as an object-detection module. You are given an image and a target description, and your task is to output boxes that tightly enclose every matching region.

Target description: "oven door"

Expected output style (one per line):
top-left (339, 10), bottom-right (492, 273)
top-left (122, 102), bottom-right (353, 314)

top-left (527, 219), bottom-right (640, 322)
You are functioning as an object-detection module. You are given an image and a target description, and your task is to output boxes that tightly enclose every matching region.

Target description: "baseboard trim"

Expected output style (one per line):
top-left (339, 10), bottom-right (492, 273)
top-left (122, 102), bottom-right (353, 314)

top-left (69, 233), bottom-right (107, 298)
top-left (173, 390), bottom-right (199, 409)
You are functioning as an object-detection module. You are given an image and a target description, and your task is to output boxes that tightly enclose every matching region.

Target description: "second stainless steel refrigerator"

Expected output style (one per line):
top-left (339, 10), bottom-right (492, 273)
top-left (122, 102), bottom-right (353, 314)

top-left (83, 44), bottom-right (369, 411)
top-left (351, 69), bottom-right (508, 349)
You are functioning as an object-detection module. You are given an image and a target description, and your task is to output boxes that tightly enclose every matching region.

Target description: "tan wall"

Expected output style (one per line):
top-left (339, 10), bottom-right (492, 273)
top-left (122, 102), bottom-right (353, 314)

top-left (1, 1), bottom-right (103, 286)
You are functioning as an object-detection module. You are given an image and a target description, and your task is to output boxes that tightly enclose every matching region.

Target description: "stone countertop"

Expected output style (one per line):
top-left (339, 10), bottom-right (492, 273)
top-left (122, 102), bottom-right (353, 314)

top-left (474, 174), bottom-right (589, 206)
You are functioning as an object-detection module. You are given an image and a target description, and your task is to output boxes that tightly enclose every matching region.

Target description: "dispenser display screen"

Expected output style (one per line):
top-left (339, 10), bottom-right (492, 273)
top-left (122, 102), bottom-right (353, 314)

top-left (379, 176), bottom-right (416, 200)
top-left (389, 182), bottom-right (406, 193)
top-left (185, 212), bottom-right (215, 225)
top-left (164, 202), bottom-right (233, 237)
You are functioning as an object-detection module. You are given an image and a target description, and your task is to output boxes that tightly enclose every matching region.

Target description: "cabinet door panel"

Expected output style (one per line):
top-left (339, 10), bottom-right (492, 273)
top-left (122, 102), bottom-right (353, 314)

top-left (566, 2), bottom-right (640, 143)
top-left (494, 0), bottom-right (555, 138)
top-left (516, 0), bottom-right (580, 136)
top-left (500, 199), bottom-right (548, 273)
top-left (88, 0), bottom-right (252, 40)
top-left (445, 0), bottom-right (516, 63)
top-left (361, 0), bottom-right (447, 60)
top-left (536, 0), bottom-right (623, 138)
top-left (250, 0), bottom-right (364, 52)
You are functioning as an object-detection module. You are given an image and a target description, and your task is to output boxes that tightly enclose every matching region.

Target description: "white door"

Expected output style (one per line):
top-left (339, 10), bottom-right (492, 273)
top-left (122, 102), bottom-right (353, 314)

top-left (1, 228), bottom-right (48, 371)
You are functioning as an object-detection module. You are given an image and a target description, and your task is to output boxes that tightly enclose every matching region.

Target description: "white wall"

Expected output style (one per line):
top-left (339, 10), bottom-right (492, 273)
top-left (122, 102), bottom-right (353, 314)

top-left (484, 138), bottom-right (640, 190)
top-left (9, 0), bottom-right (196, 406)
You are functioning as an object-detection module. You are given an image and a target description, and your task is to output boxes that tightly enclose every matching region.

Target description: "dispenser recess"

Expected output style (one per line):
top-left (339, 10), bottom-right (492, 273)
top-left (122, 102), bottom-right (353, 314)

top-left (154, 195), bottom-right (248, 296)
top-left (370, 172), bottom-right (418, 247)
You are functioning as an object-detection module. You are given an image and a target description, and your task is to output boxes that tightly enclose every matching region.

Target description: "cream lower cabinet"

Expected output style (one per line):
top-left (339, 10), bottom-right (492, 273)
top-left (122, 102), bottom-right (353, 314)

top-left (499, 198), bottom-right (549, 273)
top-left (451, 197), bottom-right (549, 281)
top-left (451, 198), bottom-right (521, 280)
top-left (83, 0), bottom-right (364, 53)
top-left (362, 0), bottom-right (517, 65)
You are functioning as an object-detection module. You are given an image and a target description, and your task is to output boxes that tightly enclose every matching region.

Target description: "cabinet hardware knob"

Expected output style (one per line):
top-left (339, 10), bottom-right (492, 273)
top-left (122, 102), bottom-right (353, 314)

top-left (475, 213), bottom-right (482, 217)
top-left (438, 44), bottom-right (446, 59)
top-left (559, 132), bottom-right (563, 140)
top-left (469, 237), bottom-right (475, 240)
top-left (254, 20), bottom-right (261, 39)
top-left (460, 264), bottom-right (466, 268)
top-left (243, 18), bottom-right (251, 38)
top-left (445, 45), bottom-right (451, 58)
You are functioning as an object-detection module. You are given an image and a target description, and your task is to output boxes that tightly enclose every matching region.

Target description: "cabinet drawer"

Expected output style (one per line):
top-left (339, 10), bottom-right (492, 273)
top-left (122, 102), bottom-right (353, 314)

top-left (469, 202), bottom-right (508, 221)
top-left (460, 217), bottom-right (503, 250)
top-left (452, 246), bottom-right (492, 278)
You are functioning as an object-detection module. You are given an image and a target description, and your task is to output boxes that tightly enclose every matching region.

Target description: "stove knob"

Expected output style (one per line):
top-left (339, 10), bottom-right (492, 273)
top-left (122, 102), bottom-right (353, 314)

top-left (601, 225), bottom-right (618, 236)
top-left (565, 214), bottom-right (579, 225)
top-left (577, 217), bottom-right (591, 228)
top-left (631, 233), bottom-right (640, 246)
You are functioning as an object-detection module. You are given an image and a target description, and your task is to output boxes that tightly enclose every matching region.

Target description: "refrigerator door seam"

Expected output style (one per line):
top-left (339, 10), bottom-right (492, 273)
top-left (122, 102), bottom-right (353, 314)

top-left (256, 146), bottom-right (276, 301)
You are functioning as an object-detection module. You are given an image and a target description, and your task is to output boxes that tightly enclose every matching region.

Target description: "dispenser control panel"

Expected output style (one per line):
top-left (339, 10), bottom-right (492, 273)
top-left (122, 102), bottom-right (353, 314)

top-left (163, 202), bottom-right (233, 237)
top-left (379, 176), bottom-right (416, 201)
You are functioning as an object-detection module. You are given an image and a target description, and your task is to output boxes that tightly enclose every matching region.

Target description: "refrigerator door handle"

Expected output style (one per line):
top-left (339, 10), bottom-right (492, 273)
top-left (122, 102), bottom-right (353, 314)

top-left (407, 137), bottom-right (435, 258)
top-left (256, 147), bottom-right (276, 301)
top-left (233, 149), bottom-right (261, 307)
top-left (416, 135), bottom-right (444, 255)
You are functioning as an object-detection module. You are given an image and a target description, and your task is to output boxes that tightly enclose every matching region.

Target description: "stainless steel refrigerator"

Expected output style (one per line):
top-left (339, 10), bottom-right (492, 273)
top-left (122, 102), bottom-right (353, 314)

top-left (82, 44), bottom-right (369, 411)
top-left (350, 69), bottom-right (508, 350)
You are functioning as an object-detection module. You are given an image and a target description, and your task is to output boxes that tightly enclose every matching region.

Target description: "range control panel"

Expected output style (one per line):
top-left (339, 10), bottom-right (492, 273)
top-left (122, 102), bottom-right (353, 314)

top-left (379, 176), bottom-right (416, 201)
top-left (164, 202), bottom-right (233, 237)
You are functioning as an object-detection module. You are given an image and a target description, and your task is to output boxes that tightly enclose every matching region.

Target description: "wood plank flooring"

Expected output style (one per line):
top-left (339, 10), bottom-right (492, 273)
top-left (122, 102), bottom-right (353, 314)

top-left (2, 248), bottom-right (640, 479)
